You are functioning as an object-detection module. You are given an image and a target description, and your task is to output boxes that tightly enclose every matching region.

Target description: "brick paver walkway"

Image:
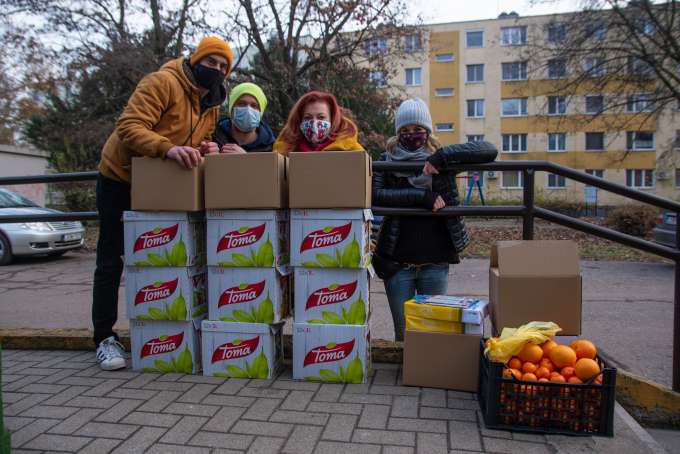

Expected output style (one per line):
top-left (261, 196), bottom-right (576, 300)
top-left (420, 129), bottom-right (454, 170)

top-left (2, 350), bottom-right (658, 453)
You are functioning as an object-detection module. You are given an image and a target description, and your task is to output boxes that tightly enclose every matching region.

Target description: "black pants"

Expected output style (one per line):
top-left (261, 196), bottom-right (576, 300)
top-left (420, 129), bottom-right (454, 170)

top-left (92, 174), bottom-right (131, 345)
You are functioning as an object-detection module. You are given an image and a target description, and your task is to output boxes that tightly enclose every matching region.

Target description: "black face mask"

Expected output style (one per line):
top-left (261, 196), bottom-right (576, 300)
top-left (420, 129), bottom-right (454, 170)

top-left (192, 64), bottom-right (225, 89)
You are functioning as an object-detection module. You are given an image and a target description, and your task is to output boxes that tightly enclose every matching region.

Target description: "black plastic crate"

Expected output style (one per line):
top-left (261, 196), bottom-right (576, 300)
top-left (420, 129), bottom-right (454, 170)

top-left (478, 343), bottom-right (616, 436)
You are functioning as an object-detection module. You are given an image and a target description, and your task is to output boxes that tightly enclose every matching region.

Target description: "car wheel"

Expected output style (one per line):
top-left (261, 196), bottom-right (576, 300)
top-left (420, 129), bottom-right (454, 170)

top-left (0, 233), bottom-right (13, 266)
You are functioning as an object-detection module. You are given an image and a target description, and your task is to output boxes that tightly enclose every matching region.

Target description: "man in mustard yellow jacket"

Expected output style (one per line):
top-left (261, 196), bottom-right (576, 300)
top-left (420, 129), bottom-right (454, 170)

top-left (94, 36), bottom-right (233, 370)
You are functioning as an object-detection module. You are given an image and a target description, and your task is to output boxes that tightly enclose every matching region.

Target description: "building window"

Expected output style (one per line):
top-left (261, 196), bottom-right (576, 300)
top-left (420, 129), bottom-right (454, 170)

top-left (404, 34), bottom-right (422, 52)
top-left (405, 68), bottom-right (422, 86)
top-left (548, 96), bottom-right (567, 115)
top-left (585, 132), bottom-right (605, 151)
top-left (368, 71), bottom-right (387, 88)
top-left (547, 23), bottom-right (567, 43)
top-left (548, 58), bottom-right (567, 78)
top-left (502, 62), bottom-right (528, 81)
top-left (466, 30), bottom-right (484, 48)
top-left (466, 64), bottom-right (484, 82)
top-left (627, 131), bottom-right (655, 150)
top-left (627, 93), bottom-right (653, 112)
top-left (628, 56), bottom-right (653, 77)
top-left (435, 88), bottom-right (454, 97)
top-left (585, 169), bottom-right (605, 188)
top-left (501, 98), bottom-right (528, 116)
top-left (502, 134), bottom-right (528, 153)
top-left (587, 21), bottom-right (607, 41)
top-left (676, 169), bottom-right (680, 188)
top-left (435, 53), bottom-right (454, 62)
top-left (467, 135), bottom-right (485, 142)
top-left (365, 38), bottom-right (388, 55)
top-left (548, 133), bottom-right (566, 152)
top-left (466, 99), bottom-right (485, 118)
top-left (585, 95), bottom-right (604, 114)
top-left (501, 26), bottom-right (527, 46)
top-left (501, 171), bottom-right (524, 188)
top-left (626, 169), bottom-right (654, 188)
top-left (435, 123), bottom-right (454, 132)
top-left (583, 57), bottom-right (606, 77)
top-left (547, 174), bottom-right (567, 188)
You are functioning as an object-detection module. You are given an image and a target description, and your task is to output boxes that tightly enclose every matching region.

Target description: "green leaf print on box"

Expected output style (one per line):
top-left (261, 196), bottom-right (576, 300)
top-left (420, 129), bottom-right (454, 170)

top-left (217, 238), bottom-right (275, 267)
top-left (301, 235), bottom-right (361, 268)
top-left (308, 293), bottom-right (366, 325)
top-left (303, 355), bottom-right (363, 383)
top-left (219, 296), bottom-right (274, 323)
top-left (134, 237), bottom-right (188, 267)
top-left (142, 346), bottom-right (193, 373)
top-left (213, 351), bottom-right (269, 379)
top-left (137, 291), bottom-right (187, 321)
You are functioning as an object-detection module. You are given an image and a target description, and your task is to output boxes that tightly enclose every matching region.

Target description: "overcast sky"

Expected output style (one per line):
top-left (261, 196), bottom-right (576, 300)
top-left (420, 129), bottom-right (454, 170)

top-left (411, 0), bottom-right (580, 24)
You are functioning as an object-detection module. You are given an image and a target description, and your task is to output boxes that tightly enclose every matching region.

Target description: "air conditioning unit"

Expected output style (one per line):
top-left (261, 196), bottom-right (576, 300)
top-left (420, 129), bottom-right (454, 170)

top-left (486, 171), bottom-right (497, 179)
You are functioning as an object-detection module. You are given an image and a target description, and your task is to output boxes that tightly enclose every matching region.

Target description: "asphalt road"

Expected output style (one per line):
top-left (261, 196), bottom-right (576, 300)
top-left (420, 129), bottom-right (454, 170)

top-left (0, 251), bottom-right (674, 387)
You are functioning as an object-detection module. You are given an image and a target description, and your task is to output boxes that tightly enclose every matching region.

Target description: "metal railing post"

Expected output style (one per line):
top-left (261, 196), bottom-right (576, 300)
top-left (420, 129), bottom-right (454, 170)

top-left (674, 212), bottom-right (680, 392)
top-left (523, 169), bottom-right (535, 240)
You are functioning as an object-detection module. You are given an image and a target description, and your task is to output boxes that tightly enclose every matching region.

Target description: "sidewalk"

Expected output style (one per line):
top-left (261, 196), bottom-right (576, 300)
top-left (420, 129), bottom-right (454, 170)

top-left (1, 349), bottom-right (665, 454)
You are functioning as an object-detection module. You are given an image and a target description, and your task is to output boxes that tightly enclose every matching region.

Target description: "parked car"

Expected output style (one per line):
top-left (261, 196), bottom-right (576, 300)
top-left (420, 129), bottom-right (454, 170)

top-left (653, 210), bottom-right (676, 248)
top-left (0, 188), bottom-right (85, 265)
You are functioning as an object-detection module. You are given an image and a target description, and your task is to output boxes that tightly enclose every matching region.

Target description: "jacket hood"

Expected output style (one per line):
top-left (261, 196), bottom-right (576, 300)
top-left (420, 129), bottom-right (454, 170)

top-left (160, 57), bottom-right (226, 109)
top-left (217, 118), bottom-right (275, 150)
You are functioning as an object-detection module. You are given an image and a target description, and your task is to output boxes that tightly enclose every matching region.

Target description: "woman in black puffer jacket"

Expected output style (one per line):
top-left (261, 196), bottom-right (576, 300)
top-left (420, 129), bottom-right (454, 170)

top-left (372, 98), bottom-right (498, 341)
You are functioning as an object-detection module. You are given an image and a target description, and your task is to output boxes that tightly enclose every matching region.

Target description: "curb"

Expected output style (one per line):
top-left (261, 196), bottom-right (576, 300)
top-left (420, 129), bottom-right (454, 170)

top-left (2, 328), bottom-right (678, 429)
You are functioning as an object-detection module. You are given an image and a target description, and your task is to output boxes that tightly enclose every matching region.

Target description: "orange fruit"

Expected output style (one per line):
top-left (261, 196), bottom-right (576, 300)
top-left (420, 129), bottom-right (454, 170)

top-left (538, 378), bottom-right (550, 382)
top-left (508, 357), bottom-right (522, 370)
top-left (540, 358), bottom-right (555, 372)
top-left (535, 366), bottom-right (550, 379)
top-left (568, 376), bottom-right (583, 384)
top-left (574, 358), bottom-right (600, 381)
top-left (522, 373), bottom-right (538, 382)
top-left (541, 339), bottom-right (558, 356)
top-left (502, 368), bottom-right (513, 379)
top-left (570, 340), bottom-right (597, 360)
top-left (518, 344), bottom-right (544, 363)
top-left (594, 374), bottom-right (603, 385)
top-left (549, 345), bottom-right (577, 368)
top-left (561, 366), bottom-right (575, 380)
top-left (550, 374), bottom-right (566, 383)
top-left (510, 368), bottom-right (522, 380)
top-left (522, 362), bottom-right (538, 374)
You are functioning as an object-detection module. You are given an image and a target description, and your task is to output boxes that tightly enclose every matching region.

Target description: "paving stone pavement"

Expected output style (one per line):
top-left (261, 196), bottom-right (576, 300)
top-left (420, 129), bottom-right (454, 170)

top-left (1, 349), bottom-right (661, 454)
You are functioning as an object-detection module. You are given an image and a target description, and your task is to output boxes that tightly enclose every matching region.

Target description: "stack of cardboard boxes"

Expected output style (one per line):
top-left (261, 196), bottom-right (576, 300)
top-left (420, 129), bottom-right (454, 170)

top-left (289, 153), bottom-right (373, 384)
top-left (200, 153), bottom-right (288, 379)
top-left (402, 239), bottom-right (583, 392)
top-left (125, 158), bottom-right (207, 374)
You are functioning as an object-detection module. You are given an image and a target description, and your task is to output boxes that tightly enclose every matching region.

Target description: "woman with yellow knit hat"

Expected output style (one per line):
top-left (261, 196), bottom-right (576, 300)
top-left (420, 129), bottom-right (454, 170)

top-left (93, 36), bottom-right (233, 371)
top-left (214, 82), bottom-right (275, 153)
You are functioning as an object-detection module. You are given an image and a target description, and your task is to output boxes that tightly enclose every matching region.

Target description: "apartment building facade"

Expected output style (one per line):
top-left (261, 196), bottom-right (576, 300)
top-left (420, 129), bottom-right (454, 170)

top-left (376, 12), bottom-right (680, 206)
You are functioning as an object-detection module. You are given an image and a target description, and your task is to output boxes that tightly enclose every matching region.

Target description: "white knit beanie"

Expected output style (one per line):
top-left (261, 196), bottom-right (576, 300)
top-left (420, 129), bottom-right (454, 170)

top-left (395, 98), bottom-right (433, 134)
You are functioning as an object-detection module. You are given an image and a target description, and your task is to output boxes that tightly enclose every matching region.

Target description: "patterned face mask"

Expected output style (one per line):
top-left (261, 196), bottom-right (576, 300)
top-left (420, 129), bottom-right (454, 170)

top-left (398, 131), bottom-right (429, 151)
top-left (300, 119), bottom-right (332, 144)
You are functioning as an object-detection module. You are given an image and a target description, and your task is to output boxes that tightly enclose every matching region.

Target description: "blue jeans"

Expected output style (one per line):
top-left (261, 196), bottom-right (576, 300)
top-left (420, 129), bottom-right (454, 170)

top-left (384, 264), bottom-right (450, 341)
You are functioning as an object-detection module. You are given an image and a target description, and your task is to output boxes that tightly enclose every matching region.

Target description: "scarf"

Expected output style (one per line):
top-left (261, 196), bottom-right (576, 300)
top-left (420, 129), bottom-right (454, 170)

top-left (384, 143), bottom-right (433, 190)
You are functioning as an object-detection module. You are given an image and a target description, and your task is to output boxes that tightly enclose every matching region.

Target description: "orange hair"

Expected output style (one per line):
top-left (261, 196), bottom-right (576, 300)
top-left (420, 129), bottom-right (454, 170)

top-left (277, 91), bottom-right (357, 154)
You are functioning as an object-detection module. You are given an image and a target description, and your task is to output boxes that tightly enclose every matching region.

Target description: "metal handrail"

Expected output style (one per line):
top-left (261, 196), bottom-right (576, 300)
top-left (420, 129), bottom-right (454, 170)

top-left (1, 160), bottom-right (679, 391)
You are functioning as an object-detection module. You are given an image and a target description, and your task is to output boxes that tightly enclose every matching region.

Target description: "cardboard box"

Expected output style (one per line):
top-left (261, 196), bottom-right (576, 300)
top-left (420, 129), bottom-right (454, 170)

top-left (289, 152), bottom-right (371, 208)
top-left (293, 323), bottom-right (370, 383)
top-left (123, 211), bottom-right (205, 267)
top-left (204, 153), bottom-right (287, 209)
top-left (131, 157), bottom-right (204, 211)
top-left (294, 268), bottom-right (369, 324)
top-left (402, 330), bottom-right (481, 391)
top-left (405, 315), bottom-right (464, 334)
top-left (206, 210), bottom-right (288, 268)
top-left (130, 319), bottom-right (201, 373)
top-left (290, 209), bottom-right (371, 269)
top-left (125, 266), bottom-right (207, 321)
top-left (489, 240), bottom-right (582, 335)
top-left (208, 267), bottom-right (289, 323)
top-left (201, 321), bottom-right (283, 379)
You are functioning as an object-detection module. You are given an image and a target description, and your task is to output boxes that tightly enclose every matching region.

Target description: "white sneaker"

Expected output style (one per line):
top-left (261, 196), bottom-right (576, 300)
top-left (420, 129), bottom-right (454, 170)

top-left (96, 336), bottom-right (126, 371)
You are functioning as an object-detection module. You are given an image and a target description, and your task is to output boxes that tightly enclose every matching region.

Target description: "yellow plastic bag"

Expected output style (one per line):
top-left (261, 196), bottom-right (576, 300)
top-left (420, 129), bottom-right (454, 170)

top-left (484, 321), bottom-right (562, 364)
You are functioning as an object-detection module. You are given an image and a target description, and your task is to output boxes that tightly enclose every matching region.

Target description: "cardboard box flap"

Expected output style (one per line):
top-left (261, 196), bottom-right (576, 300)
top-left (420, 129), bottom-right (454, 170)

top-left (290, 209), bottom-right (369, 221)
top-left (207, 209), bottom-right (288, 221)
top-left (123, 211), bottom-right (203, 222)
top-left (201, 320), bottom-right (284, 334)
top-left (493, 240), bottom-right (580, 276)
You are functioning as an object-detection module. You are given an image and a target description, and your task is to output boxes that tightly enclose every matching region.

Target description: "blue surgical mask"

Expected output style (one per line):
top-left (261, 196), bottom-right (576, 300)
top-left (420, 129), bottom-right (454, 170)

top-left (232, 106), bottom-right (261, 132)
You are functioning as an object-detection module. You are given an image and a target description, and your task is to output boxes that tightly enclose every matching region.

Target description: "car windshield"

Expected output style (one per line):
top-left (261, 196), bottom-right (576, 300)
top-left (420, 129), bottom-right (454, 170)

top-left (0, 189), bottom-right (39, 208)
